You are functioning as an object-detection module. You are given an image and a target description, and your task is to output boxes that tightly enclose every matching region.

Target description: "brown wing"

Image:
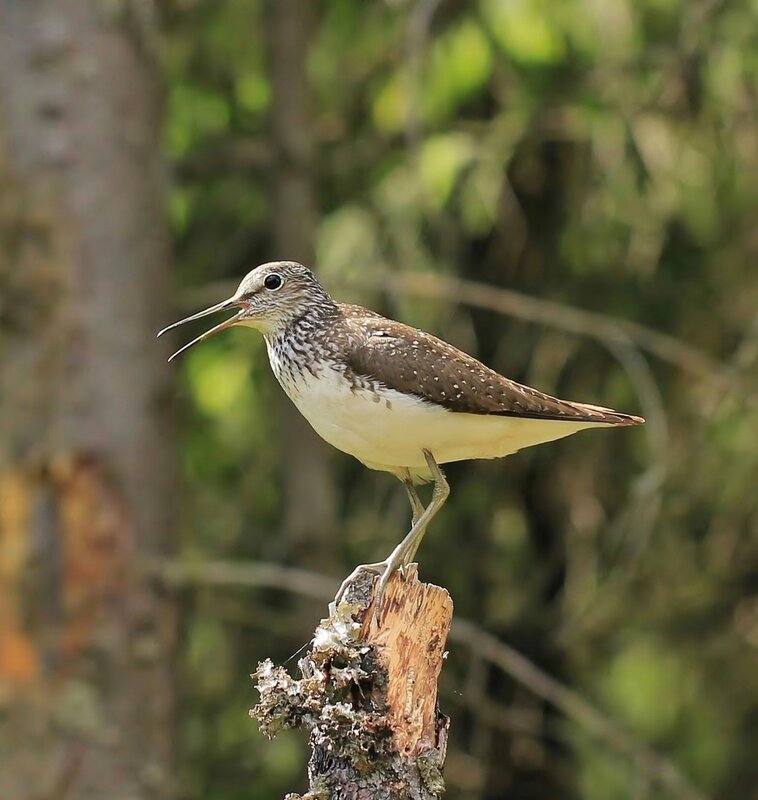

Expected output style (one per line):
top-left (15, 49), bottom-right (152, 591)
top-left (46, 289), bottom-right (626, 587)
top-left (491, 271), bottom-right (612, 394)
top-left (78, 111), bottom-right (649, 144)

top-left (344, 311), bottom-right (644, 426)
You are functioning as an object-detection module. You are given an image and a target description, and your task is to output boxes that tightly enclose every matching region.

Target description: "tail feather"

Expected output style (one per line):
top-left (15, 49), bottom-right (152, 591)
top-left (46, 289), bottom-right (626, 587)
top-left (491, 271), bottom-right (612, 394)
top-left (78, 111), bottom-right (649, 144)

top-left (573, 402), bottom-right (645, 426)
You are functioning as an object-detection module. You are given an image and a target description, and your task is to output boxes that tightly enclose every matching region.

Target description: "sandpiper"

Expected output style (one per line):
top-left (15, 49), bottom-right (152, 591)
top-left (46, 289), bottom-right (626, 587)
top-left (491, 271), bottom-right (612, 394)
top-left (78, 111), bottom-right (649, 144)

top-left (159, 261), bottom-right (644, 613)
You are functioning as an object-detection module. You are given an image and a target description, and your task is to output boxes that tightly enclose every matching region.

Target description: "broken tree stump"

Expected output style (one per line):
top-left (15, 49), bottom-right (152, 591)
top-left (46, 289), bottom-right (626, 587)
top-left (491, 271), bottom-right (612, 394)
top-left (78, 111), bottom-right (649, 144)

top-left (251, 564), bottom-right (453, 800)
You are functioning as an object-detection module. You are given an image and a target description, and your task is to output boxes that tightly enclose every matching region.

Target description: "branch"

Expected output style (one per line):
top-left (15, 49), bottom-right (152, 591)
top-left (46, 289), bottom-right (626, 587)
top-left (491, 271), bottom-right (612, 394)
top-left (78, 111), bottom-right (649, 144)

top-left (451, 620), bottom-right (708, 800)
top-left (146, 557), bottom-right (335, 601)
top-left (250, 566), bottom-right (453, 799)
top-left (365, 272), bottom-right (727, 386)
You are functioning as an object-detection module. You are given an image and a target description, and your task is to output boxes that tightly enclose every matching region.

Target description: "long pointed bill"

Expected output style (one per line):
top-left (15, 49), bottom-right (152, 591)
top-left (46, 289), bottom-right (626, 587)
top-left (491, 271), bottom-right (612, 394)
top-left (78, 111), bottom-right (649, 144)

top-left (157, 297), bottom-right (242, 362)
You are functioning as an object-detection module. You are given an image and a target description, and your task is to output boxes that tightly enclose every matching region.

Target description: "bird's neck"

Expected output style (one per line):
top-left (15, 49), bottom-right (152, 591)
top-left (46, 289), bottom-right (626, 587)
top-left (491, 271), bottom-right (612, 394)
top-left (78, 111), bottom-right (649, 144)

top-left (265, 298), bottom-right (338, 343)
top-left (264, 301), bottom-right (342, 383)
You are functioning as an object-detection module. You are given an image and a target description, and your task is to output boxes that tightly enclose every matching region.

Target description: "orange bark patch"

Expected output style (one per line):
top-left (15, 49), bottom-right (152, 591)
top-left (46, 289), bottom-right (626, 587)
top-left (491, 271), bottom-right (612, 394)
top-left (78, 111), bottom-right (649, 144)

top-left (50, 454), bottom-right (132, 661)
top-left (0, 455), bottom-right (132, 695)
top-left (362, 565), bottom-right (453, 758)
top-left (0, 630), bottom-right (39, 686)
top-left (0, 468), bottom-right (40, 690)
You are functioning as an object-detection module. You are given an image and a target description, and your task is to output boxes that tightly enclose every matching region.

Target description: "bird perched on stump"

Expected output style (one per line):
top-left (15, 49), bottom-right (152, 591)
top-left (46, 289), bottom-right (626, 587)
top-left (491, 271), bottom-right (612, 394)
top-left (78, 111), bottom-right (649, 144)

top-left (159, 262), bottom-right (644, 614)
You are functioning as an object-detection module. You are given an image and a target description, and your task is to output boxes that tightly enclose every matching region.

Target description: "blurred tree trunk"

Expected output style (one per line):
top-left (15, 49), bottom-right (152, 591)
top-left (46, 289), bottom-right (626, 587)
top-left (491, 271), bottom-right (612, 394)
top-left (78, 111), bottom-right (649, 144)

top-left (0, 2), bottom-right (175, 798)
top-left (266, 0), bottom-right (337, 566)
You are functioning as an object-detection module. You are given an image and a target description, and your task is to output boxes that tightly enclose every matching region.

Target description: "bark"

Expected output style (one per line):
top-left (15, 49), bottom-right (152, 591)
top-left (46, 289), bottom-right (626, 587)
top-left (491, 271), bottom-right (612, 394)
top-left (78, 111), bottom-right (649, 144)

top-left (251, 566), bottom-right (453, 800)
top-left (266, 0), bottom-right (337, 561)
top-left (0, 2), bottom-right (175, 798)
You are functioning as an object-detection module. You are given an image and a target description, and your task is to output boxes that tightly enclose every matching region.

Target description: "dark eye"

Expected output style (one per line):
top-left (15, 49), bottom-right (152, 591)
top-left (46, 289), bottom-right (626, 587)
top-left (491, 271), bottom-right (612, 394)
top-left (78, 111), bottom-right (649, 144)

top-left (264, 273), bottom-right (283, 291)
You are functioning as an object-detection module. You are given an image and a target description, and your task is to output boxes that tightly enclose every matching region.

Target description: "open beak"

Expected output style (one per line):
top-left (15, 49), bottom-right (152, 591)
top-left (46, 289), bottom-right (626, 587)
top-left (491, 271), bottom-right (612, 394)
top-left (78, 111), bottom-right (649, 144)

top-left (157, 297), bottom-right (242, 362)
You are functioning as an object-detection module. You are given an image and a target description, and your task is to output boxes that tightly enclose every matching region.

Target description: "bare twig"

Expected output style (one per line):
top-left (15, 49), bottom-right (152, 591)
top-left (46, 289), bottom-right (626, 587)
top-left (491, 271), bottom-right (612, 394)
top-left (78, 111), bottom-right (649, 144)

top-left (592, 336), bottom-right (668, 573)
top-left (143, 557), bottom-right (335, 601)
top-left (363, 272), bottom-right (728, 386)
top-left (451, 619), bottom-right (707, 800)
top-left (703, 310), bottom-right (758, 416)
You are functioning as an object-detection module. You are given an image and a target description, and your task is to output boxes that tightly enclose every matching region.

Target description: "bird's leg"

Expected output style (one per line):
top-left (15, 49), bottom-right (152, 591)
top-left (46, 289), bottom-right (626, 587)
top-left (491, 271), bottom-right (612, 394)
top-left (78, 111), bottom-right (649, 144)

top-left (329, 474), bottom-right (423, 614)
top-left (386, 450), bottom-right (448, 570)
top-left (372, 450), bottom-right (449, 618)
top-left (401, 469), bottom-right (425, 526)
top-left (330, 451), bottom-right (449, 621)
top-left (330, 476), bottom-right (422, 613)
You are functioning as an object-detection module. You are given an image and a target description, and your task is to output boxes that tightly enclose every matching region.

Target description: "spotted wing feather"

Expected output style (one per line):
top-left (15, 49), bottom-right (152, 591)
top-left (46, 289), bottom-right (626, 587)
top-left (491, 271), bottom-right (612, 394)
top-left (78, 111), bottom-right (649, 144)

top-left (344, 312), bottom-right (643, 426)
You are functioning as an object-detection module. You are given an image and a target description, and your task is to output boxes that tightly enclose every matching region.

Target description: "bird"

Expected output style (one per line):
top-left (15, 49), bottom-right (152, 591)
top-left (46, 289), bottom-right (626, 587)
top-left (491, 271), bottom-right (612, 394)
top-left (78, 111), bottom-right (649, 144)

top-left (158, 261), bottom-right (644, 616)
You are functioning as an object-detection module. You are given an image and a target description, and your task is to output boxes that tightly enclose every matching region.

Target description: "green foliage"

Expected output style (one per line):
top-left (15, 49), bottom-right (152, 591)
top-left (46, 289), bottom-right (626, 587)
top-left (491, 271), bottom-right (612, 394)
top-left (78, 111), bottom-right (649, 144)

top-left (160, 0), bottom-right (757, 797)
top-left (482, 0), bottom-right (566, 65)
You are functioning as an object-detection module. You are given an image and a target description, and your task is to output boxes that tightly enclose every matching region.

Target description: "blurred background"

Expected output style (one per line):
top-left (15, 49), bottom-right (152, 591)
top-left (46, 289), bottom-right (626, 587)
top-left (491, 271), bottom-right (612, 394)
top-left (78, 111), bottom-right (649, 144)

top-left (0, 0), bottom-right (756, 798)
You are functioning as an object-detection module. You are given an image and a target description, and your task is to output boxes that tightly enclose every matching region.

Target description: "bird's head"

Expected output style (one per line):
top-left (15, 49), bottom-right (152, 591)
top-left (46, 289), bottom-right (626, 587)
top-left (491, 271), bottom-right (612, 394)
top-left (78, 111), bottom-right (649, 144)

top-left (158, 261), bottom-right (334, 360)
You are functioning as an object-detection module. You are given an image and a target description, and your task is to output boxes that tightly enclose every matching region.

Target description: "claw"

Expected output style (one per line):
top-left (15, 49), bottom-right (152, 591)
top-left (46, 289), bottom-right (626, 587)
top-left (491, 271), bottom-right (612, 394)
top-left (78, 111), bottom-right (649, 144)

top-left (371, 557), bottom-right (402, 624)
top-left (330, 561), bottom-right (386, 615)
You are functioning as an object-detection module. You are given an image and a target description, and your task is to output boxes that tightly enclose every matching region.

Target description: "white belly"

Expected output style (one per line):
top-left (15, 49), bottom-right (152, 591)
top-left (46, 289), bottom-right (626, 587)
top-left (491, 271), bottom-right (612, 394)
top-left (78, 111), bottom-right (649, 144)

top-left (276, 367), bottom-right (603, 476)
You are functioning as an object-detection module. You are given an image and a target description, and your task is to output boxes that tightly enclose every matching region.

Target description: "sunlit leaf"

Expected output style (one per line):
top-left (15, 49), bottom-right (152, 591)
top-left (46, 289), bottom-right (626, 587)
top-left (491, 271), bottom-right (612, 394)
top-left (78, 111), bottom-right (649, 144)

top-left (419, 133), bottom-right (475, 208)
top-left (481, 0), bottom-right (566, 64)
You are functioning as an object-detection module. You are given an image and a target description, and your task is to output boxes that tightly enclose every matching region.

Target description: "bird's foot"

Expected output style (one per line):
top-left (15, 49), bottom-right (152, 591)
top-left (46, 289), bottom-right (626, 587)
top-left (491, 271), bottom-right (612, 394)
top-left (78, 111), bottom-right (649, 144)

top-left (330, 553), bottom-right (417, 625)
top-left (329, 561), bottom-right (387, 616)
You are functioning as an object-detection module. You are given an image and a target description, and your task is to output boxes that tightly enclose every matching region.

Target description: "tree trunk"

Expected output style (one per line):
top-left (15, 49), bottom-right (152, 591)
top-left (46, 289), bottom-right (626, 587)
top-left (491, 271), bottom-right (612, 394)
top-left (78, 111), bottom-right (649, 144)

top-left (0, 2), bottom-right (175, 798)
top-left (266, 0), bottom-right (337, 563)
top-left (252, 567), bottom-right (453, 799)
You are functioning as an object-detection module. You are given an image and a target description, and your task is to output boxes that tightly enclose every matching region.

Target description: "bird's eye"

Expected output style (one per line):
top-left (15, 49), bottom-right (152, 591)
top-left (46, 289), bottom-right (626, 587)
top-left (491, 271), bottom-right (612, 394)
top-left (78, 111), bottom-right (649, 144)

top-left (264, 273), bottom-right (283, 291)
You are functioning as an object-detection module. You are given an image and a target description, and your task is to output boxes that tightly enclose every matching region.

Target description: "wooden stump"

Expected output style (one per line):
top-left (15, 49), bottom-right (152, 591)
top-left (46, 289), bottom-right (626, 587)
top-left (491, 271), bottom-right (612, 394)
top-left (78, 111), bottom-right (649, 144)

top-left (251, 565), bottom-right (453, 799)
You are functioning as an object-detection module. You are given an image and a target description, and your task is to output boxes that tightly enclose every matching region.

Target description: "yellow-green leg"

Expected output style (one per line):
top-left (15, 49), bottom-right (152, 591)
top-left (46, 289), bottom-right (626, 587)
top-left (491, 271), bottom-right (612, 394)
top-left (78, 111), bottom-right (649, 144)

top-left (331, 450), bottom-right (449, 622)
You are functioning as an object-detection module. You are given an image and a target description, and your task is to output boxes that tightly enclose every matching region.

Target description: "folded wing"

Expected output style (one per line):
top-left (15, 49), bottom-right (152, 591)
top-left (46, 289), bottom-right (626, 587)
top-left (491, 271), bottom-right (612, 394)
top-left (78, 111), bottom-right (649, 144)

top-left (345, 314), bottom-right (644, 426)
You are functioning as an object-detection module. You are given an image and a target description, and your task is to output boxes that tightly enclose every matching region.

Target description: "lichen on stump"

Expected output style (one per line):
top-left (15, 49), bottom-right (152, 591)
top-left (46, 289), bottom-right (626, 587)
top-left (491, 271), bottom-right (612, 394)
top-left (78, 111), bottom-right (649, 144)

top-left (251, 566), bottom-right (453, 800)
